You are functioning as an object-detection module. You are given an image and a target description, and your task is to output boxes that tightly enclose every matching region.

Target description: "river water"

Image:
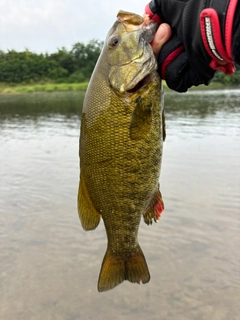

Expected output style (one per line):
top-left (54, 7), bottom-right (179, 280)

top-left (0, 90), bottom-right (239, 320)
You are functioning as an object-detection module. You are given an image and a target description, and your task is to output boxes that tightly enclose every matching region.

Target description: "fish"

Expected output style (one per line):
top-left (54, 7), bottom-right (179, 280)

top-left (78, 10), bottom-right (165, 292)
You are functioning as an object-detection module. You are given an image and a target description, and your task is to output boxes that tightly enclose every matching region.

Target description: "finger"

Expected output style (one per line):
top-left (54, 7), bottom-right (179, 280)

top-left (151, 23), bottom-right (172, 57)
top-left (164, 52), bottom-right (204, 92)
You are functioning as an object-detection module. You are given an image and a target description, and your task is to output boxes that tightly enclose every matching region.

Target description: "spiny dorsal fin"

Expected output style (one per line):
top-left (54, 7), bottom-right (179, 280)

top-left (143, 186), bottom-right (164, 225)
top-left (162, 109), bottom-right (166, 142)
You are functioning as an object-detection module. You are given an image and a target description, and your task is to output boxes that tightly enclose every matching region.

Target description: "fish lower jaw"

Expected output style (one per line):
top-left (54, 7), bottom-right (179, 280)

top-left (126, 73), bottom-right (153, 94)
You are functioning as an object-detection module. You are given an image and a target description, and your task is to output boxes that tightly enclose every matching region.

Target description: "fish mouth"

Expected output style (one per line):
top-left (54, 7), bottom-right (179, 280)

top-left (126, 74), bottom-right (153, 94)
top-left (125, 20), bottom-right (158, 94)
top-left (109, 14), bottom-right (158, 95)
top-left (141, 19), bottom-right (159, 43)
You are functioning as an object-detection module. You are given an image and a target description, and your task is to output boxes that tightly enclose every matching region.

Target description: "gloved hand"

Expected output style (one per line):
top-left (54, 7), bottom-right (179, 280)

top-left (145, 0), bottom-right (238, 92)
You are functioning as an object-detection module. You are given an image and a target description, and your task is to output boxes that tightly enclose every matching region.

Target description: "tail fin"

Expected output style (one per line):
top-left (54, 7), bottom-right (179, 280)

top-left (98, 244), bottom-right (150, 292)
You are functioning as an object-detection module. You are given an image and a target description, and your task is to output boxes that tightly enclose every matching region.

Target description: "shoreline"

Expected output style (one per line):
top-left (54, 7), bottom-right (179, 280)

top-left (0, 81), bottom-right (238, 95)
top-left (0, 82), bottom-right (89, 94)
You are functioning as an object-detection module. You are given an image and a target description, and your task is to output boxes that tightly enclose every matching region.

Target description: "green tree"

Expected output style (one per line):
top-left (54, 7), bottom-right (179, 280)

top-left (71, 39), bottom-right (103, 80)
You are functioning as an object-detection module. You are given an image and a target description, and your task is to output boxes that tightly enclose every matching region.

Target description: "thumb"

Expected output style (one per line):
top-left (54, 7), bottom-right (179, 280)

top-left (151, 23), bottom-right (172, 57)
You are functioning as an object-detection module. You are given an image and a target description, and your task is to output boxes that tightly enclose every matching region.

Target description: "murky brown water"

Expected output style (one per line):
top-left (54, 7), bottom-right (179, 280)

top-left (0, 90), bottom-right (239, 320)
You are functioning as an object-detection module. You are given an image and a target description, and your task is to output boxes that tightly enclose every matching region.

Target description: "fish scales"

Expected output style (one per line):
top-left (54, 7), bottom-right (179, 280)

top-left (78, 10), bottom-right (165, 292)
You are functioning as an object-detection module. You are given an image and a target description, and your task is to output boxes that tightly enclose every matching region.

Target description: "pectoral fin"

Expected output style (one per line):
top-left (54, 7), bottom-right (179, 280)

top-left (130, 97), bottom-right (152, 140)
top-left (78, 173), bottom-right (101, 230)
top-left (143, 185), bottom-right (164, 225)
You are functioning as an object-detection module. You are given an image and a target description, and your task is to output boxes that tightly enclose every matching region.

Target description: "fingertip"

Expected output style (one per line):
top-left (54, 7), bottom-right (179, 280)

top-left (160, 23), bottom-right (172, 39)
top-left (151, 23), bottom-right (172, 57)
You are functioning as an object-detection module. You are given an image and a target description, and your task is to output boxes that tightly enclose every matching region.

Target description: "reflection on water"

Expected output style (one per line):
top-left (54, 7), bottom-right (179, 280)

top-left (0, 90), bottom-right (239, 320)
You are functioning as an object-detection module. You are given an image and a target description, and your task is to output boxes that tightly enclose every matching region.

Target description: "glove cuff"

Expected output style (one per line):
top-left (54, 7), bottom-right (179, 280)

top-left (200, 0), bottom-right (238, 74)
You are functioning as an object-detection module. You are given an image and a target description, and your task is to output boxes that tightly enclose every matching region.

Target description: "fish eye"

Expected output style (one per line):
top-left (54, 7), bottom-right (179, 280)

top-left (109, 36), bottom-right (119, 48)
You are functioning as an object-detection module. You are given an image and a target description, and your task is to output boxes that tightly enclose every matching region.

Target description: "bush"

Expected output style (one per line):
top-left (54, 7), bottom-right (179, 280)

top-left (67, 70), bottom-right (85, 83)
top-left (0, 41), bottom-right (104, 84)
top-left (48, 67), bottom-right (69, 82)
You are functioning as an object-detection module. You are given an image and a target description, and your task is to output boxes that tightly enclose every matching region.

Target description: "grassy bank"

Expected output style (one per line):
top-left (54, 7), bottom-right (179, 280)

top-left (164, 81), bottom-right (239, 91)
top-left (0, 82), bottom-right (89, 94)
top-left (0, 81), bottom-right (238, 95)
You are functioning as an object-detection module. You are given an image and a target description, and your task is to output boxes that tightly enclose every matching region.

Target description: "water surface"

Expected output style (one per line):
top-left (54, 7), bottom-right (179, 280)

top-left (0, 90), bottom-right (239, 320)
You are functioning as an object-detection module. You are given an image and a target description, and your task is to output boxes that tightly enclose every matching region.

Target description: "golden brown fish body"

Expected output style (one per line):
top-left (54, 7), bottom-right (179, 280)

top-left (78, 11), bottom-right (165, 292)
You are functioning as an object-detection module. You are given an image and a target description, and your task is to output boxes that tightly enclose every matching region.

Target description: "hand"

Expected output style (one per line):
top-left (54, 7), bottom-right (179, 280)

top-left (146, 0), bottom-right (237, 92)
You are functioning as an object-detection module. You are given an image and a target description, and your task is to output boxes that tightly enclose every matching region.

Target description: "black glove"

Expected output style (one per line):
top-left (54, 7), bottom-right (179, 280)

top-left (145, 0), bottom-right (238, 92)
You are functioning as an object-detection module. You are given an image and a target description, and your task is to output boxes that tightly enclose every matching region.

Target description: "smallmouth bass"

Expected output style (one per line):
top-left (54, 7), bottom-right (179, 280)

top-left (78, 10), bottom-right (165, 292)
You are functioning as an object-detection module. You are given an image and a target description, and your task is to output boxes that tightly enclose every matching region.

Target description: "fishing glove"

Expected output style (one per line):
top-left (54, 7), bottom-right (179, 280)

top-left (145, 0), bottom-right (239, 92)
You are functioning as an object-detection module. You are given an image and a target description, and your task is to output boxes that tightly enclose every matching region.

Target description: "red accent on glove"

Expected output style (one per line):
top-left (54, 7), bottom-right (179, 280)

top-left (225, 0), bottom-right (238, 58)
top-left (200, 0), bottom-right (238, 75)
top-left (145, 4), bottom-right (162, 24)
top-left (160, 45), bottom-right (184, 79)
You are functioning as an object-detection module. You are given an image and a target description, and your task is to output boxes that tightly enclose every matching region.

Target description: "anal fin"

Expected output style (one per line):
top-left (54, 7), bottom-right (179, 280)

top-left (143, 185), bottom-right (164, 225)
top-left (78, 173), bottom-right (101, 230)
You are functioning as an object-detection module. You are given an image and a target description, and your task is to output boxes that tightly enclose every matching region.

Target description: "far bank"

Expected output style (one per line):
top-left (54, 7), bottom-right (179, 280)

top-left (0, 81), bottom-right (239, 95)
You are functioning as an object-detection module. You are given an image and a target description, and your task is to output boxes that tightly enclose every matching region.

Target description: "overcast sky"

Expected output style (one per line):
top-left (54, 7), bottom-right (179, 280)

top-left (0, 0), bottom-right (148, 53)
